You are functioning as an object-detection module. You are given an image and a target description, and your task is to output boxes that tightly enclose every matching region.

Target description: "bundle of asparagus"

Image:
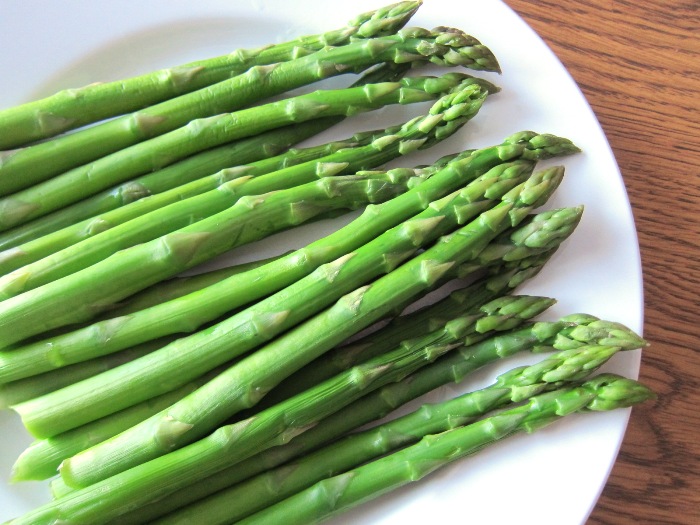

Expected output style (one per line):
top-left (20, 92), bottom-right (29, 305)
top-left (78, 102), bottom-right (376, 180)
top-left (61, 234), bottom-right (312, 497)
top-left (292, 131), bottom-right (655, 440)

top-left (0, 2), bottom-right (653, 524)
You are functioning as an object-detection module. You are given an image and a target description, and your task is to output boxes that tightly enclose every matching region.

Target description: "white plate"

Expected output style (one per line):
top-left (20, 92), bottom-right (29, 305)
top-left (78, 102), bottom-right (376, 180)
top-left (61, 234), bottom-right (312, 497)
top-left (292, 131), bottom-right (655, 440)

top-left (0, 1), bottom-right (643, 523)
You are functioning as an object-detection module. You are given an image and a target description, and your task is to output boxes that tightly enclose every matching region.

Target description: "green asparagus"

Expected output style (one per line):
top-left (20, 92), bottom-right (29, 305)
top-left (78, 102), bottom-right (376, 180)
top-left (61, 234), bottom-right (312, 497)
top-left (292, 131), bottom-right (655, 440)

top-left (0, 158), bottom-right (533, 393)
top-left (0, 62), bottom-right (414, 250)
top-left (10, 161), bottom-right (544, 435)
top-left (0, 27), bottom-right (498, 207)
top-left (236, 375), bottom-right (654, 525)
top-left (0, 338), bottom-right (175, 411)
top-left (103, 254), bottom-right (288, 318)
top-left (0, 57), bottom-right (410, 249)
top-left (9, 363), bottom-right (231, 484)
top-left (0, 120), bottom-right (366, 265)
top-left (0, 169), bottom-right (434, 353)
top-left (0, 1), bottom-right (422, 152)
top-left (154, 343), bottom-right (630, 524)
top-left (4, 296), bottom-right (555, 524)
top-left (114, 312), bottom-right (646, 523)
top-left (0, 131), bottom-right (579, 363)
top-left (55, 166), bottom-right (563, 487)
top-left (9, 219), bottom-right (562, 484)
top-left (0, 119), bottom-right (338, 251)
top-left (261, 206), bottom-right (583, 405)
top-left (0, 78), bottom-right (491, 290)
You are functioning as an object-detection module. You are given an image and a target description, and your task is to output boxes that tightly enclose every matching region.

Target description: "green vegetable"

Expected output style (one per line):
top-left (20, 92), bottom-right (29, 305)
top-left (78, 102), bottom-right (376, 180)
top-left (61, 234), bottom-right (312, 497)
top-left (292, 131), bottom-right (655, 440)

top-left (4, 295), bottom-right (554, 524)
top-left (0, 120), bottom-right (368, 266)
top-left (10, 359), bottom-right (221, 483)
top-left (0, 77), bottom-right (491, 290)
top-left (0, 164), bottom-right (430, 350)
top-left (260, 206), bottom-right (583, 406)
top-left (0, 131), bottom-right (578, 369)
top-left (55, 165), bottom-right (563, 487)
top-left (0, 338), bottom-right (174, 410)
top-left (0, 1), bottom-right (422, 152)
top-left (153, 343), bottom-right (634, 524)
top-left (102, 253), bottom-right (288, 318)
top-left (0, 119), bottom-right (340, 251)
top-left (0, 27), bottom-right (498, 215)
top-left (9, 207), bottom-right (572, 483)
top-left (116, 312), bottom-right (646, 523)
top-left (5, 160), bottom-right (543, 431)
top-left (236, 375), bottom-right (654, 525)
top-left (0, 62), bottom-right (413, 250)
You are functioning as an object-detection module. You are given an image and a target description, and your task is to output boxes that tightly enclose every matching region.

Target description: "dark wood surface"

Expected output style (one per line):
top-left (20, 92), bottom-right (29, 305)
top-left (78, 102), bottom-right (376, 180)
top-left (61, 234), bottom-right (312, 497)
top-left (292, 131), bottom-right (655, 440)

top-left (504, 1), bottom-right (700, 523)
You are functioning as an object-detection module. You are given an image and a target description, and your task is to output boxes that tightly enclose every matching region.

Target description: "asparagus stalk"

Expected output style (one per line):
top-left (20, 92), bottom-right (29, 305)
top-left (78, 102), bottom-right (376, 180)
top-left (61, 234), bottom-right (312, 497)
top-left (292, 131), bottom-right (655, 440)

top-left (0, 166), bottom-right (433, 352)
top-left (10, 160), bottom-right (544, 433)
top-left (55, 166), bottom-right (563, 487)
top-left (0, 1), bottom-right (422, 151)
top-left (0, 120), bottom-right (374, 268)
top-left (0, 61), bottom-right (414, 250)
top-left (22, 359), bottom-right (652, 525)
top-left (0, 78), bottom-right (491, 290)
top-left (4, 296), bottom-right (554, 524)
top-left (0, 119), bottom-right (341, 251)
top-left (0, 131), bottom-right (579, 366)
top-left (0, 338), bottom-right (175, 410)
top-left (154, 343), bottom-right (631, 524)
top-left (0, 27), bottom-right (499, 209)
top-left (9, 232), bottom-right (557, 484)
top-left (0, 161), bottom-right (464, 381)
top-left (113, 312), bottom-right (647, 523)
top-left (0, 73), bottom-right (442, 230)
top-left (0, 122), bottom-right (348, 270)
top-left (10, 253), bottom-right (519, 488)
top-left (261, 206), bottom-right (583, 405)
top-left (1, 158), bottom-right (535, 403)
top-left (0, 251), bottom-right (284, 350)
top-left (103, 254), bottom-right (288, 318)
top-left (0, 166), bottom-right (437, 383)
top-left (235, 375), bottom-right (655, 525)
top-left (9, 363), bottom-right (229, 483)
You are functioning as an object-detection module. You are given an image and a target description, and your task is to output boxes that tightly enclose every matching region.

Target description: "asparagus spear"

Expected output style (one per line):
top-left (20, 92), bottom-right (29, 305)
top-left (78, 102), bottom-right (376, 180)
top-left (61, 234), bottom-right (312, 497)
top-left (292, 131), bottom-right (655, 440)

top-left (0, 157), bottom-right (533, 395)
top-left (0, 120), bottom-right (374, 267)
top-left (9, 226), bottom-right (560, 484)
top-left (0, 131), bottom-right (579, 364)
top-left (4, 296), bottom-right (554, 524)
top-left (0, 160), bottom-right (468, 380)
top-left (0, 73), bottom-right (444, 230)
top-left (0, 119), bottom-right (343, 252)
top-left (0, 26), bottom-right (498, 205)
top-left (0, 169), bottom-right (429, 359)
top-left (0, 1), bottom-right (422, 151)
top-left (0, 250), bottom-right (285, 351)
top-left (0, 78), bottom-right (491, 290)
top-left (0, 254), bottom-right (279, 406)
top-left (0, 338), bottom-right (175, 410)
top-left (261, 206), bottom-right (583, 406)
top-left (10, 363), bottom-right (228, 483)
top-left (20, 360), bottom-right (652, 525)
top-left (153, 343), bottom-right (631, 524)
top-left (55, 166), bottom-right (563, 487)
top-left (235, 375), bottom-right (654, 525)
top-left (9, 255), bottom-right (517, 486)
top-left (112, 312), bottom-right (647, 523)
top-left (103, 254), bottom-right (288, 318)
top-left (0, 247), bottom-right (289, 402)
top-left (0, 122), bottom-right (350, 269)
top-left (12, 162), bottom-right (547, 436)
top-left (0, 62), bottom-right (414, 250)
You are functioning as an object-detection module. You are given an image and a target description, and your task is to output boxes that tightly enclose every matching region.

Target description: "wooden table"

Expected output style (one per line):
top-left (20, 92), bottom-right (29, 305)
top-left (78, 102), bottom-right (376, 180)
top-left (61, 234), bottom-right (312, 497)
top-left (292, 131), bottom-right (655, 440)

top-left (505, 1), bottom-right (700, 523)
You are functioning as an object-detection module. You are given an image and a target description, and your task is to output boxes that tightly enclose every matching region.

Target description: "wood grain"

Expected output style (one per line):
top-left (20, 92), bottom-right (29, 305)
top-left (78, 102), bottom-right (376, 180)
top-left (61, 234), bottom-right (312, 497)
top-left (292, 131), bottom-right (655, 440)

top-left (504, 0), bottom-right (700, 523)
